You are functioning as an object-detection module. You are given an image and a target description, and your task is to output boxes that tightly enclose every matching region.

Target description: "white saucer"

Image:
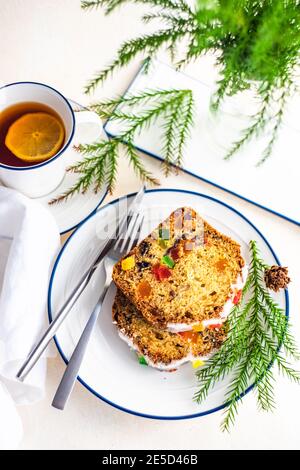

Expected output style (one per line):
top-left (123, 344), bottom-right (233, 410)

top-left (48, 189), bottom-right (288, 420)
top-left (0, 99), bottom-right (107, 234)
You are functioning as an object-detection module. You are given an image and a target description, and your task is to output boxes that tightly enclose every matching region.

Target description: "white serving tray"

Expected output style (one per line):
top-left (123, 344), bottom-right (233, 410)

top-left (105, 61), bottom-right (300, 226)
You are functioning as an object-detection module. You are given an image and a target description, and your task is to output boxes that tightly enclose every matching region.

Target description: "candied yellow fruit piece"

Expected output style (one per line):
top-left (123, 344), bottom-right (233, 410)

top-left (121, 256), bottom-right (135, 271)
top-left (192, 359), bottom-right (205, 369)
top-left (192, 323), bottom-right (204, 332)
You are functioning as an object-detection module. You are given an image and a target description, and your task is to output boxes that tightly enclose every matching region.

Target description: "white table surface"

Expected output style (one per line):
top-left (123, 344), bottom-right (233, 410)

top-left (1, 0), bottom-right (300, 450)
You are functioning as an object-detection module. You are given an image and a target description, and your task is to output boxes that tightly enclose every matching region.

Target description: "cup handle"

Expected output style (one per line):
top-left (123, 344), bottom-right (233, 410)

top-left (73, 110), bottom-right (103, 145)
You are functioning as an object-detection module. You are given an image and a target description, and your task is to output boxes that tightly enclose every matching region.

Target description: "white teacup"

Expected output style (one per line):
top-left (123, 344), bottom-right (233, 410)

top-left (0, 82), bottom-right (102, 198)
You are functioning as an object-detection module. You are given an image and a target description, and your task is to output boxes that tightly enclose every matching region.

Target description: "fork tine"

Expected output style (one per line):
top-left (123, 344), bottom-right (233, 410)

top-left (113, 186), bottom-right (145, 247)
top-left (116, 185), bottom-right (145, 238)
top-left (114, 211), bottom-right (139, 252)
top-left (122, 214), bottom-right (144, 255)
top-left (118, 213), bottom-right (140, 254)
top-left (129, 215), bottom-right (144, 251)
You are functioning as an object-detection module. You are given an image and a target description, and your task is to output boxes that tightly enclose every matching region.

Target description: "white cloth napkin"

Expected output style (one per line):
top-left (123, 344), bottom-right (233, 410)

top-left (0, 186), bottom-right (60, 449)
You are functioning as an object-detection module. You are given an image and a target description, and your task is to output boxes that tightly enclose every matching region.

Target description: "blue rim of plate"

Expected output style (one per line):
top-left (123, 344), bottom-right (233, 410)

top-left (48, 188), bottom-right (289, 420)
top-left (0, 81), bottom-right (76, 171)
top-left (104, 61), bottom-right (300, 227)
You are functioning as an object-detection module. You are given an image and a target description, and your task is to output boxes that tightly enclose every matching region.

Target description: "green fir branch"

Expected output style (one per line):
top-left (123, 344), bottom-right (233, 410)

top-left (82, 1), bottom-right (193, 15)
top-left (224, 92), bottom-right (271, 161)
top-left (51, 89), bottom-right (194, 203)
top-left (81, 0), bottom-right (104, 10)
top-left (257, 88), bottom-right (289, 165)
top-left (64, 1), bottom-right (300, 201)
top-left (194, 240), bottom-right (299, 432)
top-left (124, 140), bottom-right (159, 185)
top-left (85, 27), bottom-right (190, 94)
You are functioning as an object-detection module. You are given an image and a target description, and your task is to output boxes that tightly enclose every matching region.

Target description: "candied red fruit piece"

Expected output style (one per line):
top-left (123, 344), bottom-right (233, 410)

top-left (179, 331), bottom-right (199, 343)
top-left (152, 263), bottom-right (172, 281)
top-left (233, 289), bottom-right (242, 305)
top-left (208, 323), bottom-right (223, 330)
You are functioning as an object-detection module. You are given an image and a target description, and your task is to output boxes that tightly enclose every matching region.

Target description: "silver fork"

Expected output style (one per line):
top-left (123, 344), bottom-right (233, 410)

top-left (16, 186), bottom-right (145, 382)
top-left (51, 213), bottom-right (144, 410)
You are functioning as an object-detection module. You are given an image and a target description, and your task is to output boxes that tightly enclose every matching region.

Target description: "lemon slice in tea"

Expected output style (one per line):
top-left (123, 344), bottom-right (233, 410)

top-left (5, 112), bottom-right (65, 163)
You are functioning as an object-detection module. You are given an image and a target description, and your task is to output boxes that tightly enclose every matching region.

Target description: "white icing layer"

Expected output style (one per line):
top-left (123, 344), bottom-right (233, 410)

top-left (118, 331), bottom-right (211, 371)
top-left (167, 264), bottom-right (248, 333)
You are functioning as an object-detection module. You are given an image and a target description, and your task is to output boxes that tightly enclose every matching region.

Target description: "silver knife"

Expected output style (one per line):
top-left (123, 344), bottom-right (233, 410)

top-left (51, 213), bottom-right (144, 410)
top-left (16, 186), bottom-right (145, 381)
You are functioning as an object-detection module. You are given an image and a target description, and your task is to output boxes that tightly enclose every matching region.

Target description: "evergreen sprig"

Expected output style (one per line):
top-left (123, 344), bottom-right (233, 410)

top-left (58, 1), bottom-right (299, 201)
top-left (81, 1), bottom-right (192, 15)
top-left (194, 240), bottom-right (300, 432)
top-left (50, 89), bottom-right (193, 203)
top-left (82, 0), bottom-right (300, 164)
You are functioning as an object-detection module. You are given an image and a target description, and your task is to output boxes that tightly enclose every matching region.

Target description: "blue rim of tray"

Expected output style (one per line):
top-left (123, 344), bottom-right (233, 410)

top-left (48, 188), bottom-right (289, 420)
top-left (103, 61), bottom-right (300, 228)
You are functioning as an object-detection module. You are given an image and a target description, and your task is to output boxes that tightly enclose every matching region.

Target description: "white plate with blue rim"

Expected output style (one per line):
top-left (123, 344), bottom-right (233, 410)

top-left (0, 98), bottom-right (107, 235)
top-left (48, 189), bottom-right (288, 419)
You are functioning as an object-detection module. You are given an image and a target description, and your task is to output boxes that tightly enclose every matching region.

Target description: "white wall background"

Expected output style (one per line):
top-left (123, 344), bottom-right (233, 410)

top-left (1, 0), bottom-right (300, 450)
